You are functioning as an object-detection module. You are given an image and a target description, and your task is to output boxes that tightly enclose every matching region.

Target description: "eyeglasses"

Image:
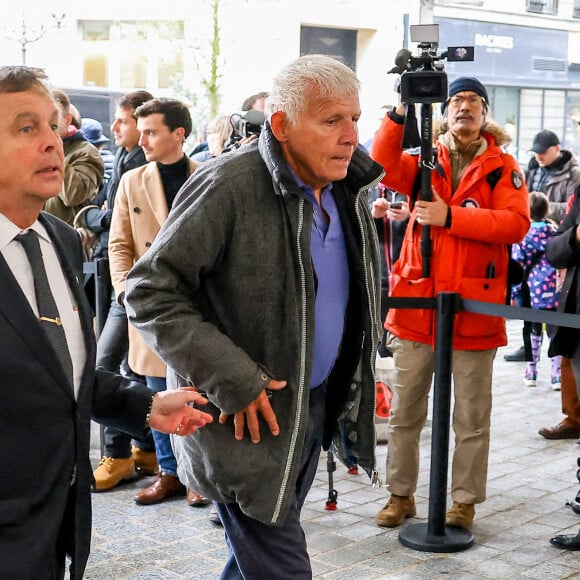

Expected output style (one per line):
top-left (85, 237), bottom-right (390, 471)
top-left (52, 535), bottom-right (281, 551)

top-left (448, 95), bottom-right (485, 108)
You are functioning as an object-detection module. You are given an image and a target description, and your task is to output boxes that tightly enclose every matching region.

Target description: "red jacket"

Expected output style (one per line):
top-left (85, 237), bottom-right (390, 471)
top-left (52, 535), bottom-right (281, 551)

top-left (371, 115), bottom-right (530, 350)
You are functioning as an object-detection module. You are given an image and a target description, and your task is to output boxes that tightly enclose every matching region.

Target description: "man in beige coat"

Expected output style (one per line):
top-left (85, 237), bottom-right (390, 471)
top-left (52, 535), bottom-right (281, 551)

top-left (109, 98), bottom-right (207, 506)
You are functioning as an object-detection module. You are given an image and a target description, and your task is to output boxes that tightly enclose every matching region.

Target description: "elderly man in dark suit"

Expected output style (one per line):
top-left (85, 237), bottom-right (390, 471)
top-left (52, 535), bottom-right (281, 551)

top-left (0, 66), bottom-right (213, 579)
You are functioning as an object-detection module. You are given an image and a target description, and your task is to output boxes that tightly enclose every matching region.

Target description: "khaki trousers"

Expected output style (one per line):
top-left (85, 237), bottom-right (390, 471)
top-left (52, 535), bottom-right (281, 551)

top-left (386, 335), bottom-right (496, 504)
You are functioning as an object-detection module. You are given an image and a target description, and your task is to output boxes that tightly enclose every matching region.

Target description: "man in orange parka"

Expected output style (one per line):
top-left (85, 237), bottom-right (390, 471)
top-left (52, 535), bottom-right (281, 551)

top-left (370, 77), bottom-right (530, 531)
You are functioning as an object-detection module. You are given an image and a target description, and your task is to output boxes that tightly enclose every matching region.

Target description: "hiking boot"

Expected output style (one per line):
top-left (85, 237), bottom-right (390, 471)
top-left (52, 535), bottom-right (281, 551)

top-left (446, 502), bottom-right (475, 530)
top-left (92, 456), bottom-right (137, 492)
top-left (375, 494), bottom-right (416, 528)
top-left (131, 446), bottom-right (158, 476)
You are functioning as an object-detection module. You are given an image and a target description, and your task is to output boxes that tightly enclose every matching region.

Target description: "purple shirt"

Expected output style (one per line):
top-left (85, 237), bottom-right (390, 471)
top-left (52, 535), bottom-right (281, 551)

top-left (292, 172), bottom-right (350, 387)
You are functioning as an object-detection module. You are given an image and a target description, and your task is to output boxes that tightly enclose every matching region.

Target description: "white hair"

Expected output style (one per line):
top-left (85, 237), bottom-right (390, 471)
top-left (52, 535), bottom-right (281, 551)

top-left (265, 54), bottom-right (360, 125)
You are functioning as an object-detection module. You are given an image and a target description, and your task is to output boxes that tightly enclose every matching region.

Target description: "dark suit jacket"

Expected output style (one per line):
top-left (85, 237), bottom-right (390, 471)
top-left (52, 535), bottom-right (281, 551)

top-left (0, 212), bottom-right (154, 578)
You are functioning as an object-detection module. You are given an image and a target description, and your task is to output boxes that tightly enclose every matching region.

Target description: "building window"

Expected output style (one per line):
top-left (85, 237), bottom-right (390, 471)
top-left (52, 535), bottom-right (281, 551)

top-left (574, 0), bottom-right (580, 17)
top-left (300, 26), bottom-right (357, 71)
top-left (156, 20), bottom-right (184, 41)
top-left (158, 48), bottom-right (183, 89)
top-left (83, 54), bottom-right (107, 87)
top-left (526, 0), bottom-right (558, 15)
top-left (79, 20), bottom-right (184, 91)
top-left (81, 21), bottom-right (110, 42)
top-left (120, 51), bottom-right (147, 89)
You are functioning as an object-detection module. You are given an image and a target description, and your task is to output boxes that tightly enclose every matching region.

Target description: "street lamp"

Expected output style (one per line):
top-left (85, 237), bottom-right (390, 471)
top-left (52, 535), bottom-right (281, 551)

top-left (6, 12), bottom-right (66, 65)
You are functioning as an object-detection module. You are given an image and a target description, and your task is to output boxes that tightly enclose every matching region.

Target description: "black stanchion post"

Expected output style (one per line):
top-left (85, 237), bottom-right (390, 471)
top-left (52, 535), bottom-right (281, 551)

top-left (399, 291), bottom-right (474, 552)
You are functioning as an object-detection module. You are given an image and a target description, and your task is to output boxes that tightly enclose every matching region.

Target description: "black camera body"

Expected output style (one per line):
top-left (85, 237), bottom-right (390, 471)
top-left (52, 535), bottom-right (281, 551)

top-left (397, 25), bottom-right (474, 105)
top-left (223, 109), bottom-right (266, 152)
top-left (239, 109), bottom-right (265, 138)
top-left (400, 68), bottom-right (448, 105)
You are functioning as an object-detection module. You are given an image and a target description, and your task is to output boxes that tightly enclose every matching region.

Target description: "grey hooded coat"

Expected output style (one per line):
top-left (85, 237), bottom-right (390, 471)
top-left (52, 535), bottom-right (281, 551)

top-left (125, 123), bottom-right (384, 525)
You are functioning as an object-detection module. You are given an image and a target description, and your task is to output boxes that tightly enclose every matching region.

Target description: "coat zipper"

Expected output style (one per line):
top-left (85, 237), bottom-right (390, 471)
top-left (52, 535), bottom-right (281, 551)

top-left (355, 186), bottom-right (382, 487)
top-left (272, 198), bottom-right (308, 524)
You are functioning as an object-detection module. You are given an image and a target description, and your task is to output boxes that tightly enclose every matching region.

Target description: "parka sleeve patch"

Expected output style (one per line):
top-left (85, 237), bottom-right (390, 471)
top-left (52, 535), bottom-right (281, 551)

top-left (511, 170), bottom-right (523, 190)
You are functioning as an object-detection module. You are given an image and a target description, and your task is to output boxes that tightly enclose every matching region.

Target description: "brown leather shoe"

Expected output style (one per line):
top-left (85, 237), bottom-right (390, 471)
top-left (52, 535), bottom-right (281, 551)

top-left (187, 488), bottom-right (211, 507)
top-left (538, 419), bottom-right (580, 440)
top-left (375, 495), bottom-right (416, 528)
top-left (134, 473), bottom-right (186, 505)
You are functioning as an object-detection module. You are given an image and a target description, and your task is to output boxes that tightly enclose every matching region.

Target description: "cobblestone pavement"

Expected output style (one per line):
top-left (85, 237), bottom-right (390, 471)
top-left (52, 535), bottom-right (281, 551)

top-left (85, 320), bottom-right (580, 579)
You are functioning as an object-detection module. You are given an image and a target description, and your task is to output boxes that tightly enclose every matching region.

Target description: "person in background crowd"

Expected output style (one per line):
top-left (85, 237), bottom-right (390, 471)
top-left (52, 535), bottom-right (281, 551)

top-left (79, 91), bottom-right (159, 493)
top-left (0, 64), bottom-right (213, 580)
top-left (546, 183), bottom-right (580, 551)
top-left (69, 103), bottom-right (82, 129)
top-left (370, 185), bottom-right (410, 359)
top-left (189, 119), bottom-right (209, 158)
top-left (519, 132), bottom-right (580, 441)
top-left (205, 114), bottom-right (232, 158)
top-left (109, 98), bottom-right (209, 508)
top-left (81, 117), bottom-right (115, 185)
top-left (191, 114), bottom-right (231, 162)
top-left (525, 130), bottom-right (580, 223)
top-left (44, 88), bottom-right (104, 226)
top-left (511, 191), bottom-right (561, 389)
top-left (241, 90), bottom-right (268, 112)
top-left (504, 129), bottom-right (580, 367)
top-left (125, 54), bottom-right (383, 579)
top-left (371, 76), bottom-right (529, 531)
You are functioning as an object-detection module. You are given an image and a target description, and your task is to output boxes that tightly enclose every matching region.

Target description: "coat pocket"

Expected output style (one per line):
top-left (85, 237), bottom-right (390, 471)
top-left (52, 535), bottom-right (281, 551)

top-left (387, 272), bottom-right (434, 337)
top-left (456, 276), bottom-right (505, 338)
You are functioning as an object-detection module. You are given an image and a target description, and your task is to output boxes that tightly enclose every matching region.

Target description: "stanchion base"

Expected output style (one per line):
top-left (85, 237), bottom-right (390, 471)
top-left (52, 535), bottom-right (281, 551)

top-left (399, 523), bottom-right (474, 553)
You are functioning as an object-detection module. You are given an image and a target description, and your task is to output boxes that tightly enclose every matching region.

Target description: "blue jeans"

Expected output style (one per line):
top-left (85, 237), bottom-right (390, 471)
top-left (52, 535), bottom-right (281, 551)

top-left (145, 376), bottom-right (178, 476)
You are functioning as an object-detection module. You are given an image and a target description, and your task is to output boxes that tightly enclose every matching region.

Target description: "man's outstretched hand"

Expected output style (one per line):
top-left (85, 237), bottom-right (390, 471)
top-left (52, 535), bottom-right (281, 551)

top-left (148, 388), bottom-right (213, 435)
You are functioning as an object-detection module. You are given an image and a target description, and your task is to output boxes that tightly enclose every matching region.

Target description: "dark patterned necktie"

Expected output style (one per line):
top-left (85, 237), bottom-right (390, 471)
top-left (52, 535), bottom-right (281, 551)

top-left (16, 230), bottom-right (74, 386)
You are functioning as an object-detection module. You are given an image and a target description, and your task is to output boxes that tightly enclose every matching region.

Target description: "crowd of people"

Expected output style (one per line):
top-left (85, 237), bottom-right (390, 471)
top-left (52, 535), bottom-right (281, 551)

top-left (2, 54), bottom-right (580, 580)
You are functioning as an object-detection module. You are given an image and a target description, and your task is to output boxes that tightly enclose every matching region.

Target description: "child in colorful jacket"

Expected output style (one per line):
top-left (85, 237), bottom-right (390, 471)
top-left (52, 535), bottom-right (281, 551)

top-left (512, 191), bottom-right (561, 388)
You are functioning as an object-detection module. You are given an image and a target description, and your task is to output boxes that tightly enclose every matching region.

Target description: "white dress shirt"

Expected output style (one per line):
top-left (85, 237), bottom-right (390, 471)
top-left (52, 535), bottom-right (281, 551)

top-left (0, 213), bottom-right (86, 398)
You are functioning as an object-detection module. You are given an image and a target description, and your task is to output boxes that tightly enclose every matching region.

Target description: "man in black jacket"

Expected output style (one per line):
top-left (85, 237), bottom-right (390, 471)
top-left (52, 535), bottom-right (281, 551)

top-left (545, 185), bottom-right (580, 550)
top-left (0, 66), bottom-right (213, 578)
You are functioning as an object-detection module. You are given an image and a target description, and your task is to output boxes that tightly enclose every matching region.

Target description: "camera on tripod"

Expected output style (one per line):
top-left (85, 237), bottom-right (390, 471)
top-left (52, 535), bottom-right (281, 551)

top-left (398, 24), bottom-right (474, 104)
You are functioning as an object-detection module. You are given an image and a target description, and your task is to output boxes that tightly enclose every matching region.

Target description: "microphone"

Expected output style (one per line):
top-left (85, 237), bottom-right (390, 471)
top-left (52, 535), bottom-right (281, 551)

top-left (388, 49), bottom-right (412, 74)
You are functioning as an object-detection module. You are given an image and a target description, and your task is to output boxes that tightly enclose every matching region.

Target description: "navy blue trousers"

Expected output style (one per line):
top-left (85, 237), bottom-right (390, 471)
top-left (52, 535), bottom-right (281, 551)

top-left (215, 385), bottom-right (326, 580)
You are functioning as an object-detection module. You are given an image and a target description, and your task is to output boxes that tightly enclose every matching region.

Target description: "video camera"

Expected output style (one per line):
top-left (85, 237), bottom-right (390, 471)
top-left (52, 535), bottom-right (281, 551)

top-left (394, 24), bottom-right (474, 104)
top-left (239, 109), bottom-right (265, 138)
top-left (223, 109), bottom-right (265, 152)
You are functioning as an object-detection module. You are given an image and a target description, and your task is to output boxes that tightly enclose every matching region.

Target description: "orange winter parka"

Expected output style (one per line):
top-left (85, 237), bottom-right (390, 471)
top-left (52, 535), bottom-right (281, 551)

top-left (371, 114), bottom-right (530, 350)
